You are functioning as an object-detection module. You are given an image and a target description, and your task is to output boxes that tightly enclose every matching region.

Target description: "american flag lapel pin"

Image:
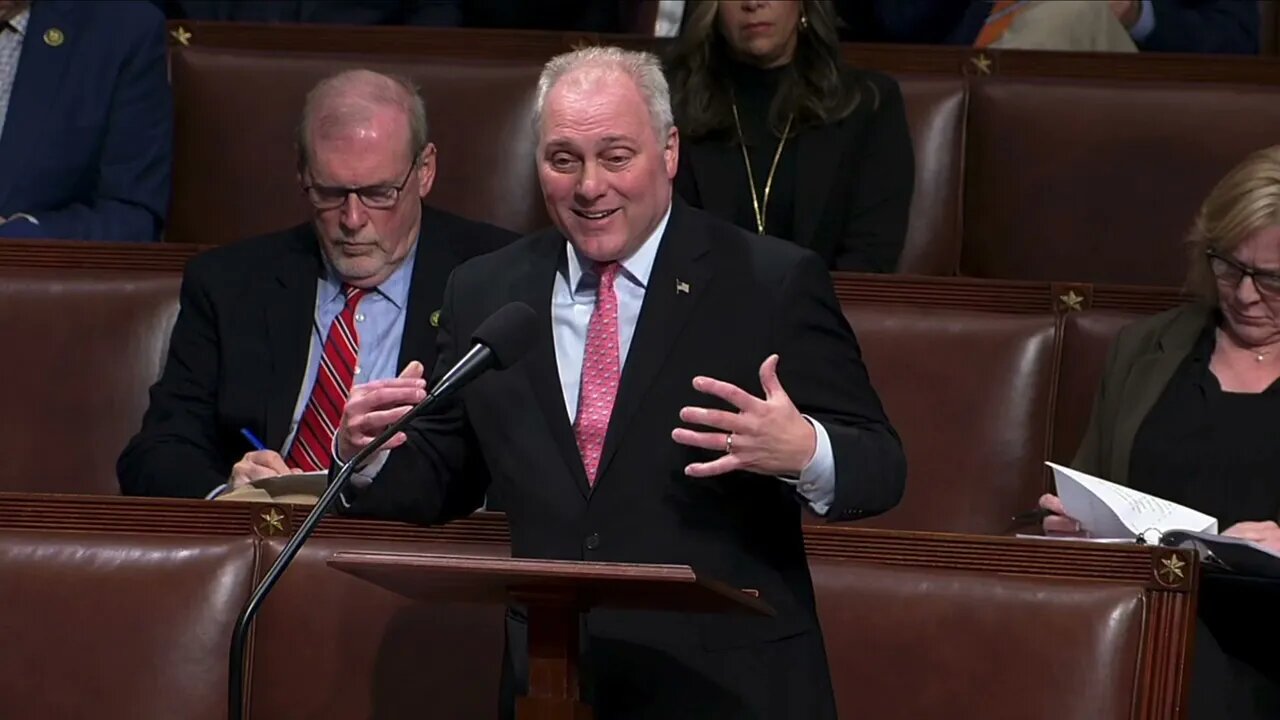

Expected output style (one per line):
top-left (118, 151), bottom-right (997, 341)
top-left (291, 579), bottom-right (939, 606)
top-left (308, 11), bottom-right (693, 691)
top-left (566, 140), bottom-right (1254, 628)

top-left (676, 279), bottom-right (690, 294)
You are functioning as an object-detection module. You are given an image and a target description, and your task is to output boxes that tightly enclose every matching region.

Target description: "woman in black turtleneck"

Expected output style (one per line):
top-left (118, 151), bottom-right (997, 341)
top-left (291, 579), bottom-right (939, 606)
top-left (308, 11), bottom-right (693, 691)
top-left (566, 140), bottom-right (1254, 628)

top-left (666, 0), bottom-right (914, 272)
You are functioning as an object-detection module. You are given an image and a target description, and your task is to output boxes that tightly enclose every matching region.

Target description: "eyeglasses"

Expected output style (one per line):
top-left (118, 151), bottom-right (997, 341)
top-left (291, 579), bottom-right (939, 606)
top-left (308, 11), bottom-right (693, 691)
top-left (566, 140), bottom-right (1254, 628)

top-left (301, 162), bottom-right (417, 210)
top-left (1206, 249), bottom-right (1280, 297)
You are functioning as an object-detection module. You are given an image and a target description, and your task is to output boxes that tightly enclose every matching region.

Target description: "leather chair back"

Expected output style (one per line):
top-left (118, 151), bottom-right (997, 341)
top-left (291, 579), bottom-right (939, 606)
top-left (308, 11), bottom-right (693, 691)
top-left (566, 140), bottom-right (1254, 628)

top-left (0, 269), bottom-right (179, 493)
top-left (249, 537), bottom-right (507, 719)
top-left (0, 530), bottom-right (256, 720)
top-left (895, 74), bottom-right (966, 275)
top-left (963, 76), bottom-right (1280, 285)
top-left (844, 304), bottom-right (1057, 533)
top-left (810, 557), bottom-right (1145, 720)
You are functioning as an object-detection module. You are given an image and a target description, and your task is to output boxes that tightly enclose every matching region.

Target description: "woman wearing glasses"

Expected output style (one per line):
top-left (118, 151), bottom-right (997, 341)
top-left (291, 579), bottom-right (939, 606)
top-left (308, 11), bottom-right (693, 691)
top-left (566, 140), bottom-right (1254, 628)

top-left (664, 0), bottom-right (914, 272)
top-left (1041, 145), bottom-right (1280, 719)
top-left (1040, 145), bottom-right (1280, 547)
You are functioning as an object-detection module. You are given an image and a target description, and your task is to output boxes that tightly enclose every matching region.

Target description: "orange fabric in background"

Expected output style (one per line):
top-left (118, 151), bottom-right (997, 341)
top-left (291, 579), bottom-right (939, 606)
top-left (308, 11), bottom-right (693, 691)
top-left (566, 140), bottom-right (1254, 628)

top-left (974, 0), bottom-right (1030, 48)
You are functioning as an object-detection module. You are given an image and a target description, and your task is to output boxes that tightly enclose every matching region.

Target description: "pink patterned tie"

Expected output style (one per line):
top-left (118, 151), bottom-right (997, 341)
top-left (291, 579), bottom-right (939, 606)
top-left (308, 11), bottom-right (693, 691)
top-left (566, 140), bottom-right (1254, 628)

top-left (574, 262), bottom-right (621, 486)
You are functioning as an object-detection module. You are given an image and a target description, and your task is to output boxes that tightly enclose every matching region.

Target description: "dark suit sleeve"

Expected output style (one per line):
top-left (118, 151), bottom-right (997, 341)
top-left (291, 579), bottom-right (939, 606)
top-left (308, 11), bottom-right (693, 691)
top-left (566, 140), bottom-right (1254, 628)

top-left (0, 7), bottom-right (172, 242)
top-left (117, 262), bottom-right (231, 497)
top-left (833, 76), bottom-right (914, 272)
top-left (1137, 0), bottom-right (1259, 54)
top-left (774, 252), bottom-right (906, 520)
top-left (341, 271), bottom-right (488, 525)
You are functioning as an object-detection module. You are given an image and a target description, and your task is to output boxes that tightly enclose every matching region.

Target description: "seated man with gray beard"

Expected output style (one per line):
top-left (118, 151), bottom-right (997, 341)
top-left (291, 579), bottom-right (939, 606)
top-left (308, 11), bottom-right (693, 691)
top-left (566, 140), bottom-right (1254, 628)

top-left (118, 69), bottom-right (515, 500)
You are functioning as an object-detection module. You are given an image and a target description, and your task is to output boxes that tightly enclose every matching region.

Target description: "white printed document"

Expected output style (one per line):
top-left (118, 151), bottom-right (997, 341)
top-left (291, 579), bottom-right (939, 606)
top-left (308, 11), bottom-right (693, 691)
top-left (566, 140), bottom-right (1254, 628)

top-left (1047, 462), bottom-right (1217, 538)
top-left (1046, 462), bottom-right (1280, 577)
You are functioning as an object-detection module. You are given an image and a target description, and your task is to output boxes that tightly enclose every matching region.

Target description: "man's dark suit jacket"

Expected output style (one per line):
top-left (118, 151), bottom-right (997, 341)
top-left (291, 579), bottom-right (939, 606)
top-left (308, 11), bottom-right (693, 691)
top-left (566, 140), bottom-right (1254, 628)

top-left (674, 68), bottom-right (914, 273)
top-left (117, 205), bottom-right (515, 499)
top-left (0, 1), bottom-right (172, 241)
top-left (346, 201), bottom-right (906, 719)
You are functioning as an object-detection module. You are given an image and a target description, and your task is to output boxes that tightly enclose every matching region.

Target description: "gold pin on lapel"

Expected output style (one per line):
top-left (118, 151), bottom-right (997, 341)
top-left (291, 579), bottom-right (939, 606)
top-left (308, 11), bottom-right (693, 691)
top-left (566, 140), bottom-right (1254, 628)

top-left (429, 309), bottom-right (441, 327)
top-left (676, 279), bottom-right (690, 294)
top-left (43, 28), bottom-right (64, 47)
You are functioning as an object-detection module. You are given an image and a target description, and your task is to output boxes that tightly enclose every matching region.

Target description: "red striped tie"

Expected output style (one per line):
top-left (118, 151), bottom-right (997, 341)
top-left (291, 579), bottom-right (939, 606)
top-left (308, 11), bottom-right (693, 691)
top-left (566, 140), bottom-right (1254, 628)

top-left (286, 284), bottom-right (369, 471)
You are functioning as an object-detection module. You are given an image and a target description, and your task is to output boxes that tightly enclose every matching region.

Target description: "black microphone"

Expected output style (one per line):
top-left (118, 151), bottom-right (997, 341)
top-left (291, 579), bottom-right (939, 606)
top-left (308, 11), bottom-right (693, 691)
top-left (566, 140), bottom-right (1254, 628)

top-left (227, 301), bottom-right (538, 720)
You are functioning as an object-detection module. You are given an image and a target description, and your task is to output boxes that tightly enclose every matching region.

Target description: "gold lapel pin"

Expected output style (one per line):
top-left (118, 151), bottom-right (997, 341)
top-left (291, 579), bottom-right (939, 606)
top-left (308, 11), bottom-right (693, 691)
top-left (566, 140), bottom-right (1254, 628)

top-left (429, 309), bottom-right (441, 327)
top-left (43, 28), bottom-right (65, 47)
top-left (676, 280), bottom-right (690, 294)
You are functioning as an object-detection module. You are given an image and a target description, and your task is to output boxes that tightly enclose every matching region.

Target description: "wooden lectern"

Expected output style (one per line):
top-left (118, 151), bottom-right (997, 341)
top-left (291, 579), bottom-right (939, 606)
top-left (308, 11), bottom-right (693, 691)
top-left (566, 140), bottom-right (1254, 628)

top-left (328, 552), bottom-right (774, 720)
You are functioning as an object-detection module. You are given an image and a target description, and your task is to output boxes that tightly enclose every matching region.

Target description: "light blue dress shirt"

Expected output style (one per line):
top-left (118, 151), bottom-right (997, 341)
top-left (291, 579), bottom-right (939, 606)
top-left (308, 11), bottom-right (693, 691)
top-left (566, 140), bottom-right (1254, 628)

top-left (551, 205), bottom-right (836, 515)
top-left (281, 240), bottom-right (418, 457)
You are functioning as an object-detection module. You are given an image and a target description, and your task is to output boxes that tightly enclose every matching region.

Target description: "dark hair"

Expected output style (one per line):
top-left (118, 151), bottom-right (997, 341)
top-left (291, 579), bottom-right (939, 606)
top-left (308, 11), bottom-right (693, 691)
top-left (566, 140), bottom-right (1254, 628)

top-left (667, 0), bottom-right (867, 140)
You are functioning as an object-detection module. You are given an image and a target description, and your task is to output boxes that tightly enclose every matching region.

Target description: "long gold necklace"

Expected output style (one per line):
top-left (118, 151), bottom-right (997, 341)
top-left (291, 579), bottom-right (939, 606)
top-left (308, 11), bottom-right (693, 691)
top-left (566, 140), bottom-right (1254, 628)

top-left (730, 92), bottom-right (794, 235)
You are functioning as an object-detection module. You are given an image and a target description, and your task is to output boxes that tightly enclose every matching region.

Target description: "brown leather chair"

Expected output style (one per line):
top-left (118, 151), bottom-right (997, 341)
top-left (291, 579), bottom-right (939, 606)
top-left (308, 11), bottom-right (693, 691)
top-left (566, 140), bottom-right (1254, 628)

top-left (169, 46), bottom-right (546, 246)
top-left (842, 304), bottom-right (1058, 533)
top-left (895, 74), bottom-right (966, 275)
top-left (963, 76), bottom-right (1280, 285)
top-left (0, 268), bottom-right (180, 494)
top-left (248, 536), bottom-right (508, 719)
top-left (0, 529), bottom-right (257, 720)
top-left (164, 23), bottom-right (1280, 286)
top-left (811, 557), bottom-right (1149, 720)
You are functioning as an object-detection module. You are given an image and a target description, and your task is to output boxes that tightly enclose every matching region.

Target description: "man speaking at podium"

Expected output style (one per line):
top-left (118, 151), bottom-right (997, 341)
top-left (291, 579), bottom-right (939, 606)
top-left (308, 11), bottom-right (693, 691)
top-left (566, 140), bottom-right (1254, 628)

top-left (336, 46), bottom-right (905, 719)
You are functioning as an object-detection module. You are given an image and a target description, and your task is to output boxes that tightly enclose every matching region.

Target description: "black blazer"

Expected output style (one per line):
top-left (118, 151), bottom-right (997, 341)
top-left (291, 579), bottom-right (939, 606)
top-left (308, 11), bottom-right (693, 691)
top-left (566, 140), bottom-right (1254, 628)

top-left (117, 205), bottom-right (515, 498)
top-left (674, 67), bottom-right (915, 273)
top-left (347, 201), bottom-right (905, 718)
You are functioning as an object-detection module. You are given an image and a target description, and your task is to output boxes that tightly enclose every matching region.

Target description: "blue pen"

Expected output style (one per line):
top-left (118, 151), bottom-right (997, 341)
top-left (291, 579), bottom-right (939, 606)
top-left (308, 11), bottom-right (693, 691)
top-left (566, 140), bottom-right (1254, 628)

top-left (239, 428), bottom-right (268, 451)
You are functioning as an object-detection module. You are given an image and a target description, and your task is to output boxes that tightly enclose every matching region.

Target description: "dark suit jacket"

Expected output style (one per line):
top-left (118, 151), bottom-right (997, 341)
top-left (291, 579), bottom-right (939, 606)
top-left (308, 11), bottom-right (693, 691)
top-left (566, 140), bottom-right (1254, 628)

top-left (347, 201), bottom-right (906, 718)
top-left (0, 1), bottom-right (172, 241)
top-left (117, 205), bottom-right (515, 498)
top-left (673, 68), bottom-right (914, 272)
top-left (1072, 303), bottom-right (1212, 486)
top-left (837, 0), bottom-right (1258, 54)
top-left (1135, 0), bottom-right (1259, 54)
top-left (151, 0), bottom-right (461, 25)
